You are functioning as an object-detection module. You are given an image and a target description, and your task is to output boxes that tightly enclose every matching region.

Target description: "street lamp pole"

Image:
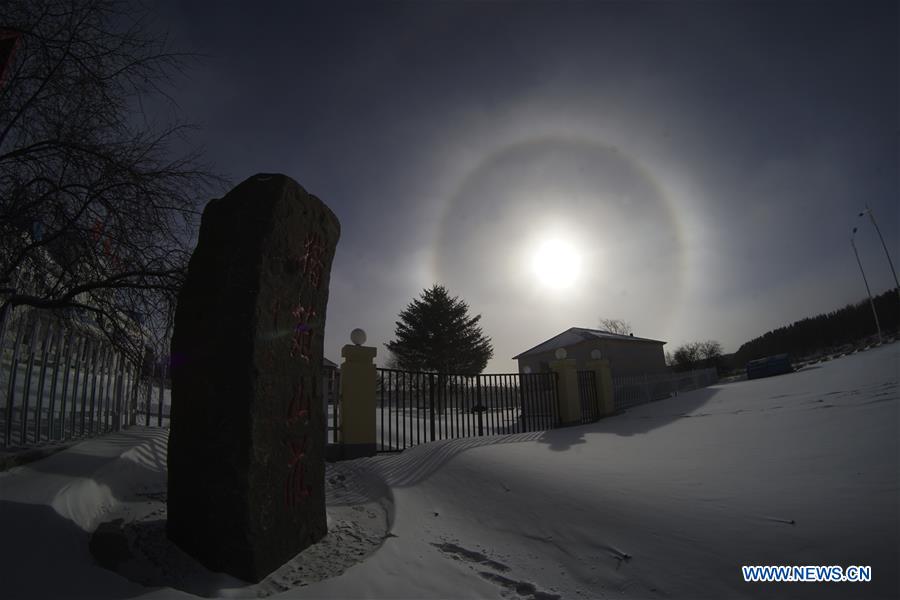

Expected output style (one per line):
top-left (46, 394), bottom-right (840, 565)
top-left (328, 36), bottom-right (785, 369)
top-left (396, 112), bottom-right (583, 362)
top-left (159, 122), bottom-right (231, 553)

top-left (851, 227), bottom-right (882, 344)
top-left (859, 205), bottom-right (900, 302)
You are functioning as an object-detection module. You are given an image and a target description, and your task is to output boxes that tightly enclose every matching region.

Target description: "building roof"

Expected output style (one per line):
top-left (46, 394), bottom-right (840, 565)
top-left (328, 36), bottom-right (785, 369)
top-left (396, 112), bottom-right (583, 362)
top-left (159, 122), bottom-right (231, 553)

top-left (511, 327), bottom-right (666, 360)
top-left (323, 356), bottom-right (338, 369)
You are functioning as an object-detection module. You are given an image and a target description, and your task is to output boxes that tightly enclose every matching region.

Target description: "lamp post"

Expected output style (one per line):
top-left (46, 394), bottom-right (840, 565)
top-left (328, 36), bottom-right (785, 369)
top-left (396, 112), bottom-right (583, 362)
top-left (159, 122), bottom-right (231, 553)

top-left (858, 205), bottom-right (900, 302)
top-left (851, 227), bottom-right (882, 344)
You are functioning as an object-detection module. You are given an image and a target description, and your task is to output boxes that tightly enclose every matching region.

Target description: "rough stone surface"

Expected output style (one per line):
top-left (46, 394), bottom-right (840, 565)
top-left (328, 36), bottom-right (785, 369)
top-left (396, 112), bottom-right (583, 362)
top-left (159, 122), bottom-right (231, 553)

top-left (167, 173), bottom-right (340, 582)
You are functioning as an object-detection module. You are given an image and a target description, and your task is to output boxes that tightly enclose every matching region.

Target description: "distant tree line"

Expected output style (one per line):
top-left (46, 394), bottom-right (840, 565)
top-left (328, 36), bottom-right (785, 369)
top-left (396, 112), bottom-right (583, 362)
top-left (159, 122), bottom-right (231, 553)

top-left (730, 289), bottom-right (899, 367)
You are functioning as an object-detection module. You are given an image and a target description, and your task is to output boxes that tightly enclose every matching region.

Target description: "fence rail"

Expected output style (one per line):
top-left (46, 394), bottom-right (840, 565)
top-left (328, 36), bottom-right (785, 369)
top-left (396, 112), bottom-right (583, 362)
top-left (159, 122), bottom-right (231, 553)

top-left (0, 309), bottom-right (159, 448)
top-left (3, 307), bottom-right (720, 455)
top-left (577, 370), bottom-right (600, 423)
top-left (325, 367), bottom-right (340, 445)
top-left (1, 308), bottom-right (347, 451)
top-left (612, 368), bottom-right (718, 411)
top-left (375, 369), bottom-right (558, 452)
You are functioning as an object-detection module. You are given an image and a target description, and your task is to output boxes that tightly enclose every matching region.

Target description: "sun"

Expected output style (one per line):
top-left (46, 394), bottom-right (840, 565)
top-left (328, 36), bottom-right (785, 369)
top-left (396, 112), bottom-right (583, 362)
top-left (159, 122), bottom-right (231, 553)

top-left (531, 238), bottom-right (582, 289)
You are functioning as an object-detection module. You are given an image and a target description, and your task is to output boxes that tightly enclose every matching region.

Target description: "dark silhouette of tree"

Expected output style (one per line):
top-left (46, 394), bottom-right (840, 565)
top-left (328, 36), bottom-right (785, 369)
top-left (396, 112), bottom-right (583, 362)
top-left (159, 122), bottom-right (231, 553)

top-left (698, 340), bottom-right (723, 360)
top-left (672, 342), bottom-right (701, 371)
top-left (598, 318), bottom-right (633, 335)
top-left (385, 284), bottom-right (493, 374)
top-left (671, 339), bottom-right (723, 372)
top-left (0, 0), bottom-right (223, 366)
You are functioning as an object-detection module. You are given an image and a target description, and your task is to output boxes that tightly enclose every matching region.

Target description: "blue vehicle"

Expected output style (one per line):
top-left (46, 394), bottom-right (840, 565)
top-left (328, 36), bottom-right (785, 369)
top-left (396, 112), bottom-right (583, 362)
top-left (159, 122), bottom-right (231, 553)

top-left (746, 354), bottom-right (794, 380)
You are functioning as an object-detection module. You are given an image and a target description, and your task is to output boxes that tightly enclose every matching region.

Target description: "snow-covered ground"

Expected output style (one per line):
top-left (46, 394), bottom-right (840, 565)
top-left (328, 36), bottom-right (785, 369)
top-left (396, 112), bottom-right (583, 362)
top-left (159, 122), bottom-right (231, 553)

top-left (0, 343), bottom-right (897, 599)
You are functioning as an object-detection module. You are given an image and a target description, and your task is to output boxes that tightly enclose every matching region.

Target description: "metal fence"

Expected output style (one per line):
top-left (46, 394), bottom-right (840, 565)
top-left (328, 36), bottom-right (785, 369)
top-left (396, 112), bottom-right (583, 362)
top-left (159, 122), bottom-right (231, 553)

top-left (612, 368), bottom-right (718, 411)
top-left (2, 307), bottom-right (719, 454)
top-left (0, 310), bottom-right (153, 448)
top-left (577, 370), bottom-right (600, 423)
top-left (375, 370), bottom-right (558, 452)
top-left (138, 362), bottom-right (170, 428)
top-left (324, 368), bottom-right (340, 445)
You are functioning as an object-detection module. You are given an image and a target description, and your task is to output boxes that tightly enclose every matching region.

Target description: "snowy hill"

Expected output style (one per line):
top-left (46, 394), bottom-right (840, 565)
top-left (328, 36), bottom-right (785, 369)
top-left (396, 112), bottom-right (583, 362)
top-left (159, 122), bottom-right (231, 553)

top-left (0, 343), bottom-right (897, 599)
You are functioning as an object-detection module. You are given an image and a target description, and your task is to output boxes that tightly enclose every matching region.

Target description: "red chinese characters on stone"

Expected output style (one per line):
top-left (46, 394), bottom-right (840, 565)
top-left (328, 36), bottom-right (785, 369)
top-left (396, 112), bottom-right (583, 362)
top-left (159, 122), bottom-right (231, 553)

top-left (284, 380), bottom-right (313, 508)
top-left (286, 379), bottom-right (310, 426)
top-left (290, 302), bottom-right (316, 323)
top-left (300, 233), bottom-right (326, 290)
top-left (285, 435), bottom-right (311, 508)
top-left (289, 303), bottom-right (317, 361)
top-left (281, 231), bottom-right (328, 510)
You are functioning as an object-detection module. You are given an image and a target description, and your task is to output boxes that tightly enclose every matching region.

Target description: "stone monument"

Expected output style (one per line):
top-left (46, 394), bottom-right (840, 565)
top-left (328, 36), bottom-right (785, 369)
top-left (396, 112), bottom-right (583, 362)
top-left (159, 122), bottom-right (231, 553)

top-left (167, 173), bottom-right (340, 582)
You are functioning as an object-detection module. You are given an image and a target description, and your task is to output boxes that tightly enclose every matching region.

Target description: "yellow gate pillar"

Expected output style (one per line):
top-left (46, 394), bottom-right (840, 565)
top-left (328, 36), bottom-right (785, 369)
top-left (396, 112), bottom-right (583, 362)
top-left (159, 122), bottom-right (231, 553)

top-left (549, 348), bottom-right (581, 426)
top-left (585, 356), bottom-right (615, 416)
top-left (340, 328), bottom-right (377, 459)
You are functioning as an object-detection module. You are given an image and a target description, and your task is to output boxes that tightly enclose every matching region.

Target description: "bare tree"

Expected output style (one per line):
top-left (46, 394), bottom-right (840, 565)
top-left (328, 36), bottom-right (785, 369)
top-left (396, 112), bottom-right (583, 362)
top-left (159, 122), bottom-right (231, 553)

top-left (672, 342), bottom-right (702, 371)
top-left (598, 318), bottom-right (633, 336)
top-left (698, 340), bottom-right (723, 361)
top-left (0, 0), bottom-right (224, 366)
top-left (672, 339), bottom-right (723, 372)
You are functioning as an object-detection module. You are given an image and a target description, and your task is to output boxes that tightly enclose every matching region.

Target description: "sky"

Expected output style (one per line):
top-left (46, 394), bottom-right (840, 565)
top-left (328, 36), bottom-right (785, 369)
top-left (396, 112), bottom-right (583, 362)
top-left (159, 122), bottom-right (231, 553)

top-left (145, 0), bottom-right (898, 371)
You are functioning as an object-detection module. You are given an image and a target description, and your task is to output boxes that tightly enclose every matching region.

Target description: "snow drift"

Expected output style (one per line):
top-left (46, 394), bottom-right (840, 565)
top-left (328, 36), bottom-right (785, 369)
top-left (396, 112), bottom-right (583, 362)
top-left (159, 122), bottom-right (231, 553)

top-left (0, 343), bottom-right (897, 599)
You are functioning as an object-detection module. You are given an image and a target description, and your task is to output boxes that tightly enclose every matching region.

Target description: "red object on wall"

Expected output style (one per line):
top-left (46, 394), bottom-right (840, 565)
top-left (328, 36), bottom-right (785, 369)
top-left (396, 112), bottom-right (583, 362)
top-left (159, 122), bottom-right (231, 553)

top-left (0, 30), bottom-right (22, 89)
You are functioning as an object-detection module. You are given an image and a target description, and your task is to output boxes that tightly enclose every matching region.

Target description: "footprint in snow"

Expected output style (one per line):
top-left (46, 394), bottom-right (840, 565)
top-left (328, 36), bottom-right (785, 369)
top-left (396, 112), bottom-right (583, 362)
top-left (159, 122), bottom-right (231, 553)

top-left (478, 571), bottom-right (562, 600)
top-left (431, 542), bottom-right (560, 600)
top-left (432, 542), bottom-right (511, 572)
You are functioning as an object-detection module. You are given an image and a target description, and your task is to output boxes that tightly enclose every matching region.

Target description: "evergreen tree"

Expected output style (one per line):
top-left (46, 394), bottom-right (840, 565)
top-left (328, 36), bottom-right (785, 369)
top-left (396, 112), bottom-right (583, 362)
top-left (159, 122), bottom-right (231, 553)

top-left (385, 285), bottom-right (493, 374)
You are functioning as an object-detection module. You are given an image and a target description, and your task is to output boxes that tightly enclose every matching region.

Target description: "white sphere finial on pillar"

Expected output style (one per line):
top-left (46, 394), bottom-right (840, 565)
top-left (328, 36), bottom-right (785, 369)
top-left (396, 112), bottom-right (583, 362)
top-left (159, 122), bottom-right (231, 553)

top-left (523, 366), bottom-right (532, 374)
top-left (590, 349), bottom-right (602, 360)
top-left (554, 347), bottom-right (567, 360)
top-left (350, 328), bottom-right (367, 346)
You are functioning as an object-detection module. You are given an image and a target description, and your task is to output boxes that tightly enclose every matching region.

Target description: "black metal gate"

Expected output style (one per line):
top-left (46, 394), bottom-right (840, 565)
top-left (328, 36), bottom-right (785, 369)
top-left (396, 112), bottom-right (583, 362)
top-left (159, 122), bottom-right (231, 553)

top-left (577, 370), bottom-right (600, 424)
top-left (324, 368), bottom-right (340, 445)
top-left (375, 370), bottom-right (558, 452)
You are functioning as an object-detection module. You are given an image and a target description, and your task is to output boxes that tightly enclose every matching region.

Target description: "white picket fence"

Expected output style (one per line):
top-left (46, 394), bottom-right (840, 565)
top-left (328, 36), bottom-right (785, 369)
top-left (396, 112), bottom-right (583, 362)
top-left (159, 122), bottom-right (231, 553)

top-left (612, 368), bottom-right (719, 411)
